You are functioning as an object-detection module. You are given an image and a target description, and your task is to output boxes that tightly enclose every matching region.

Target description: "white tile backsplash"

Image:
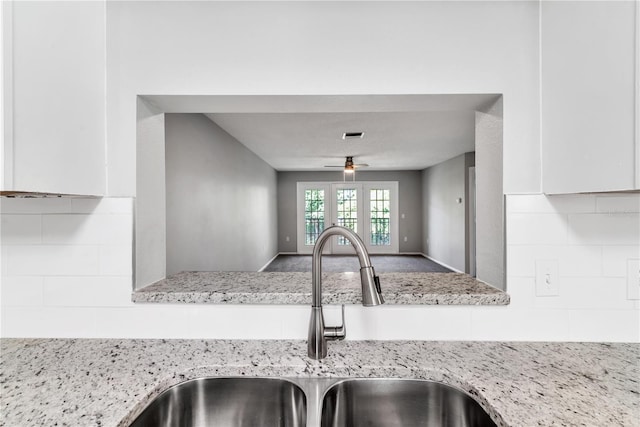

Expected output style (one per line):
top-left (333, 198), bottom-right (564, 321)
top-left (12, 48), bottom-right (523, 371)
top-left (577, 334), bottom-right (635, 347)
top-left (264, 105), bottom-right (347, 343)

top-left (98, 245), bottom-right (133, 276)
top-left (42, 214), bottom-right (132, 245)
top-left (1, 306), bottom-right (97, 338)
top-left (0, 276), bottom-right (44, 306)
top-left (1, 215), bottom-right (42, 245)
top-left (533, 277), bottom-right (638, 310)
top-left (595, 194), bottom-right (640, 213)
top-left (507, 213), bottom-right (568, 245)
top-left (347, 305), bottom-right (474, 340)
top-left (43, 276), bottom-right (133, 307)
top-left (507, 194), bottom-right (596, 214)
top-left (70, 197), bottom-right (134, 214)
top-left (470, 307), bottom-right (571, 341)
top-left (0, 198), bottom-right (73, 214)
top-left (6, 245), bottom-right (100, 276)
top-left (558, 245), bottom-right (603, 277)
top-left (602, 246), bottom-right (640, 277)
top-left (567, 309), bottom-right (640, 342)
top-left (1, 195), bottom-right (638, 342)
top-left (568, 213), bottom-right (640, 245)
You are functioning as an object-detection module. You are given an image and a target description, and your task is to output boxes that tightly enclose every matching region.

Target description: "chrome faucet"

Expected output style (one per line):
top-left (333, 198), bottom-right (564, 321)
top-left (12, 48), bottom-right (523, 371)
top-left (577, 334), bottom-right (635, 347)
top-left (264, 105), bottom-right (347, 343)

top-left (308, 225), bottom-right (384, 360)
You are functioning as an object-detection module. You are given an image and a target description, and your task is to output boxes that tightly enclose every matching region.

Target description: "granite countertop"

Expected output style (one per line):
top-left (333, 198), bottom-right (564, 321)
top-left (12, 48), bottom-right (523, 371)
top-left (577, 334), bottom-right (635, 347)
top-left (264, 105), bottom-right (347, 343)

top-left (133, 271), bottom-right (510, 305)
top-left (1, 339), bottom-right (637, 426)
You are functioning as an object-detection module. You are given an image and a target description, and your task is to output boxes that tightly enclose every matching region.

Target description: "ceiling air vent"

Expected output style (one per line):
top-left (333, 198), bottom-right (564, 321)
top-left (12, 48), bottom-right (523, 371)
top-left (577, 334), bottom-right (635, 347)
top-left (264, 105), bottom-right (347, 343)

top-left (342, 132), bottom-right (364, 140)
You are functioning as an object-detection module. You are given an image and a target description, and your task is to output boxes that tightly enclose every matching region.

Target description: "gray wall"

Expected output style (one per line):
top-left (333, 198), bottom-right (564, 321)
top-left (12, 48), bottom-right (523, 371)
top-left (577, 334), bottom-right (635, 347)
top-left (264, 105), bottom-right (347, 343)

top-left (277, 170), bottom-right (423, 253)
top-left (165, 113), bottom-right (278, 274)
top-left (421, 153), bottom-right (474, 272)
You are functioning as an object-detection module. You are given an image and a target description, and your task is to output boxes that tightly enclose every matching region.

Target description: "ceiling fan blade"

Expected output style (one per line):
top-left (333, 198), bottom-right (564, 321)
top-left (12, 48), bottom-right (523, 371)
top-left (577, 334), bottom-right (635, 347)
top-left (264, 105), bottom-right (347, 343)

top-left (324, 165), bottom-right (344, 168)
top-left (354, 164), bottom-right (369, 167)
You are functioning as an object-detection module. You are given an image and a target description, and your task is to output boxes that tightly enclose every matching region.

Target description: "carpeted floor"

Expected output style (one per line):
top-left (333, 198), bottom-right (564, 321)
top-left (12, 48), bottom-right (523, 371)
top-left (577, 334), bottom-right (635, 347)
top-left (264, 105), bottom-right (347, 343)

top-left (263, 254), bottom-right (453, 273)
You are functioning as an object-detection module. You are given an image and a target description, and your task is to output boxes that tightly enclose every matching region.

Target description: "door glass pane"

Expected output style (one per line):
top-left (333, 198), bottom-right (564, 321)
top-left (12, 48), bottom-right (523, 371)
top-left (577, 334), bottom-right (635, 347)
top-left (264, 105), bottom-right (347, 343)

top-left (370, 189), bottom-right (390, 246)
top-left (336, 188), bottom-right (357, 245)
top-left (305, 189), bottom-right (325, 245)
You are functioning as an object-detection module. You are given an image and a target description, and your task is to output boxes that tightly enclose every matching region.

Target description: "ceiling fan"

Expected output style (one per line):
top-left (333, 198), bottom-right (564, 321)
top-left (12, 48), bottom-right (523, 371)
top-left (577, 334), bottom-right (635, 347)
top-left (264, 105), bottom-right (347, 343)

top-left (324, 156), bottom-right (369, 174)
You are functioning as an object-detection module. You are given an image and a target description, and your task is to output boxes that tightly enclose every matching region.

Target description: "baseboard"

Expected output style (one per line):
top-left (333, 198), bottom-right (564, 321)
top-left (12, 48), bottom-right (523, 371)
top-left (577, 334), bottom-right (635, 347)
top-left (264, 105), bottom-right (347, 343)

top-left (258, 253), bottom-right (281, 272)
top-left (420, 253), bottom-right (465, 274)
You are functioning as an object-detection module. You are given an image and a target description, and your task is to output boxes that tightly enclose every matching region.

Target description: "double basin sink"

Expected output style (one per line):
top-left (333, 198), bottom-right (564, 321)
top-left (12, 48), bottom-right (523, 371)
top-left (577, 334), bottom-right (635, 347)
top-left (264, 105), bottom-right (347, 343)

top-left (128, 377), bottom-right (497, 427)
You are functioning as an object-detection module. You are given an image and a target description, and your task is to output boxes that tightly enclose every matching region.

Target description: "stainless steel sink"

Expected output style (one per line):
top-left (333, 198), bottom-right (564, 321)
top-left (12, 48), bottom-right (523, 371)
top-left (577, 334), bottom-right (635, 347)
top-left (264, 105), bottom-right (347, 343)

top-left (320, 378), bottom-right (497, 427)
top-left (129, 377), bottom-right (307, 427)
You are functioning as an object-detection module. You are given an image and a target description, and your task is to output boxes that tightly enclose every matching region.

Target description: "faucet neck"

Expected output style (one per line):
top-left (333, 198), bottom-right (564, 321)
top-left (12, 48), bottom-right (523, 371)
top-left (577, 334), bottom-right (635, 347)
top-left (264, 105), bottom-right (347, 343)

top-left (308, 225), bottom-right (384, 360)
top-left (311, 226), bottom-right (381, 307)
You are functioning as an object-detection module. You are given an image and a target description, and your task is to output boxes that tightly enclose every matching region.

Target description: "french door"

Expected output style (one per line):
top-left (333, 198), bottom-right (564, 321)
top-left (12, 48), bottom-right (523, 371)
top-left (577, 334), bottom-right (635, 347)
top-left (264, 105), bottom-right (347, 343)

top-left (297, 182), bottom-right (398, 254)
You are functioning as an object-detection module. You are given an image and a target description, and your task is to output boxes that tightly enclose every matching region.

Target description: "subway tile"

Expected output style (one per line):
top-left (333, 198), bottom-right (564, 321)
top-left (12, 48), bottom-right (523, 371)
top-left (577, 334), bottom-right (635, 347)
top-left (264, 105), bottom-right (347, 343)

top-left (186, 305), bottom-right (285, 339)
top-left (596, 194), bottom-right (640, 214)
top-left (6, 245), bottom-right (100, 276)
top-left (71, 198), bottom-right (134, 214)
top-left (506, 194), bottom-right (596, 214)
top-left (506, 245), bottom-right (563, 277)
top-left (99, 245), bottom-right (133, 276)
top-left (1, 215), bottom-right (42, 245)
top-left (42, 214), bottom-right (132, 245)
top-left (507, 213), bottom-right (568, 245)
top-left (279, 305), bottom-right (312, 339)
top-left (602, 246), bottom-right (640, 277)
top-left (0, 307), bottom-right (97, 338)
top-left (96, 304), bottom-right (190, 338)
top-left (0, 197), bottom-right (72, 214)
top-left (43, 276), bottom-right (133, 307)
top-left (0, 246), bottom-right (7, 277)
top-left (533, 277), bottom-right (637, 310)
top-left (568, 213), bottom-right (640, 245)
top-left (558, 245), bottom-right (602, 277)
top-left (567, 309), bottom-right (640, 342)
top-left (0, 276), bottom-right (44, 306)
top-left (92, 305), bottom-right (190, 338)
top-left (503, 277), bottom-right (534, 308)
top-left (470, 307), bottom-right (570, 341)
top-left (347, 305), bottom-right (473, 340)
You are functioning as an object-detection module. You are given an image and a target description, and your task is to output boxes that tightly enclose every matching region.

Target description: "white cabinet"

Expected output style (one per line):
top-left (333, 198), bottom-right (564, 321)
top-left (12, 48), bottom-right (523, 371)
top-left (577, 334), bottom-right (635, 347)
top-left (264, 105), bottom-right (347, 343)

top-left (541, 1), bottom-right (638, 194)
top-left (1, 2), bottom-right (106, 196)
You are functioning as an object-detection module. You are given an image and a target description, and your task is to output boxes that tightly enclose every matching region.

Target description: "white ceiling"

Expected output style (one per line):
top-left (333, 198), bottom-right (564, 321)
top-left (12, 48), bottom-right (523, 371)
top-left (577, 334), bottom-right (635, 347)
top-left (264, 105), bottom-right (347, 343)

top-left (206, 111), bottom-right (476, 171)
top-left (142, 94), bottom-right (499, 172)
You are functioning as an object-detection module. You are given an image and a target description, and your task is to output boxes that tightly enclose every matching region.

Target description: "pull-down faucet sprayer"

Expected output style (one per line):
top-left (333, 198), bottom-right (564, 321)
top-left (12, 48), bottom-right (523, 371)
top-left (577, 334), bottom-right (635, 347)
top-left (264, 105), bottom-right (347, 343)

top-left (308, 225), bottom-right (384, 360)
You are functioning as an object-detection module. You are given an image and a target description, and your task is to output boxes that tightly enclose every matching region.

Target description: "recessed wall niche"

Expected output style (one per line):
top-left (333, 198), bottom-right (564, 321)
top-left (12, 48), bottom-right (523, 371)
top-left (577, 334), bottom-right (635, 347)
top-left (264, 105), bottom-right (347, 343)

top-left (135, 94), bottom-right (504, 292)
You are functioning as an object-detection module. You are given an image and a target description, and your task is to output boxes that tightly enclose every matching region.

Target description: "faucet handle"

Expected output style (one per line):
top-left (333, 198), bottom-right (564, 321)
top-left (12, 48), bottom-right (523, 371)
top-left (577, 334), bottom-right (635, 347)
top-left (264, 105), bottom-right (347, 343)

top-left (374, 275), bottom-right (381, 294)
top-left (323, 305), bottom-right (346, 341)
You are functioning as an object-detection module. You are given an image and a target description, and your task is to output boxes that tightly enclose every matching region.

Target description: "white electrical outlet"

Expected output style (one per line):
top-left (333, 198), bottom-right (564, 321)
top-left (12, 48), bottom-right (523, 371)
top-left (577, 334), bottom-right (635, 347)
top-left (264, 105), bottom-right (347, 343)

top-left (627, 259), bottom-right (640, 300)
top-left (285, 236), bottom-right (290, 242)
top-left (535, 259), bottom-right (559, 297)
top-left (404, 236), bottom-right (408, 242)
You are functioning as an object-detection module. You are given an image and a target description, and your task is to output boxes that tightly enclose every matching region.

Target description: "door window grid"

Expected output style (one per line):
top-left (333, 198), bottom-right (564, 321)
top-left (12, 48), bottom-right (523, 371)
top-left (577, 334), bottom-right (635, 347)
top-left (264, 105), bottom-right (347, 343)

top-left (304, 189), bottom-right (325, 245)
top-left (336, 188), bottom-right (357, 245)
top-left (370, 189), bottom-right (391, 246)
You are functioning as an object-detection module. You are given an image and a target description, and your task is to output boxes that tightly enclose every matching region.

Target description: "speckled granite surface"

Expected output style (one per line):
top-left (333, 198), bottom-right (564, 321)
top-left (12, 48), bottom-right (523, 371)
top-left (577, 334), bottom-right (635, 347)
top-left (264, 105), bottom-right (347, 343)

top-left (1, 339), bottom-right (637, 427)
top-left (133, 272), bottom-right (510, 305)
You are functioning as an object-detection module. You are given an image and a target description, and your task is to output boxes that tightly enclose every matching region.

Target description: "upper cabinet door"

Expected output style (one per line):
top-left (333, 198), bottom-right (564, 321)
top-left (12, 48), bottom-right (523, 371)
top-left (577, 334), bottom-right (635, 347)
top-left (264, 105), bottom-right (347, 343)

top-left (541, 1), bottom-right (638, 194)
top-left (2, 2), bottom-right (106, 196)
